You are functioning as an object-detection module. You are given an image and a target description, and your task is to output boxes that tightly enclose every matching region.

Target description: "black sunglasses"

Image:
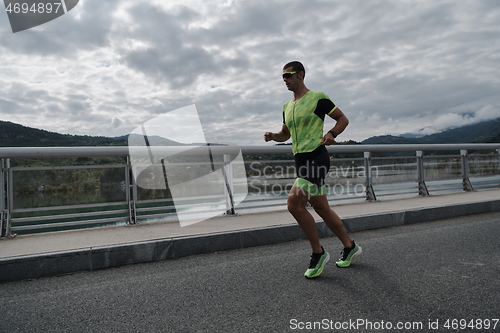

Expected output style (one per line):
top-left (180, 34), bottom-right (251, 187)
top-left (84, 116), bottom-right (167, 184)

top-left (282, 71), bottom-right (297, 79)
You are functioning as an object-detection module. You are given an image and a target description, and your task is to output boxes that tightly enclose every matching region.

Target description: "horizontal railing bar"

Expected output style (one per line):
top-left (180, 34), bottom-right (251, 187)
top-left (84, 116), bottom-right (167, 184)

top-left (135, 198), bottom-right (174, 205)
top-left (237, 204), bottom-right (287, 210)
top-left (327, 198), bottom-right (365, 202)
top-left (135, 209), bottom-right (245, 222)
top-left (175, 208), bottom-right (227, 215)
top-left (373, 183), bottom-right (419, 187)
top-left (422, 155), bottom-right (462, 159)
top-left (134, 161), bottom-right (227, 168)
top-left (248, 179), bottom-right (296, 183)
top-left (135, 207), bottom-right (176, 213)
top-left (244, 160), bottom-right (297, 164)
top-left (373, 187), bottom-right (418, 192)
top-left (324, 195), bottom-right (363, 199)
top-left (161, 194), bottom-right (227, 202)
top-left (136, 201), bottom-right (227, 214)
top-left (11, 164), bottom-right (126, 171)
top-left (2, 144), bottom-right (500, 159)
top-left (429, 187), bottom-right (462, 192)
top-left (472, 179), bottom-right (500, 184)
top-left (244, 144), bottom-right (500, 154)
top-left (372, 184), bottom-right (419, 188)
top-left (0, 146), bottom-right (242, 158)
top-left (134, 212), bottom-right (178, 220)
top-left (371, 185), bottom-right (418, 189)
top-left (371, 191), bottom-right (417, 195)
top-left (135, 210), bottom-right (231, 221)
top-left (428, 181), bottom-right (464, 185)
top-left (12, 201), bottom-right (128, 213)
top-left (134, 201), bottom-right (221, 208)
top-left (237, 203), bottom-right (288, 210)
top-left (242, 195), bottom-right (287, 200)
top-left (241, 197), bottom-right (287, 203)
top-left (135, 194), bottom-right (226, 205)
top-left (375, 190), bottom-right (417, 196)
top-left (11, 216), bottom-right (128, 231)
top-left (429, 191), bottom-right (462, 195)
top-left (427, 186), bottom-right (463, 190)
top-left (172, 202), bottom-right (226, 209)
top-left (11, 209), bottom-right (129, 223)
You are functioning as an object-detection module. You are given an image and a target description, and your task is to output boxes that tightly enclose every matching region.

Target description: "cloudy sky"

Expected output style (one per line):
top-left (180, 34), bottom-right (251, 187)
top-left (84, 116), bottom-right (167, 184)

top-left (1, 0), bottom-right (499, 146)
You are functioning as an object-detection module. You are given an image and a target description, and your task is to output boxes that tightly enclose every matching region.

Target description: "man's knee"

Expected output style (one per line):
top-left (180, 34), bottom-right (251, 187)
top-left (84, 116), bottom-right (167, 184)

top-left (287, 187), bottom-right (309, 214)
top-left (287, 196), bottom-right (302, 214)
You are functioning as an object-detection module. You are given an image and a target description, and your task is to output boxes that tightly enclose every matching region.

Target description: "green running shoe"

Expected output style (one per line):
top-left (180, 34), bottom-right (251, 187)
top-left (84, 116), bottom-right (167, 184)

top-left (304, 247), bottom-right (330, 279)
top-left (336, 241), bottom-right (362, 267)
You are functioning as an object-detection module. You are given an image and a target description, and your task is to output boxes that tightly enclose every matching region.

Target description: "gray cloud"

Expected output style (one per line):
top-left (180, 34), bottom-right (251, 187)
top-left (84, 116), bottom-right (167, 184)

top-left (0, 0), bottom-right (499, 144)
top-left (0, 0), bottom-right (114, 57)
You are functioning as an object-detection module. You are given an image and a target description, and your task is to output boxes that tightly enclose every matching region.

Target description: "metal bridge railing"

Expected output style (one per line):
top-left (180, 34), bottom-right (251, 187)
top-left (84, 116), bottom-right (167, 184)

top-left (1, 144), bottom-right (500, 238)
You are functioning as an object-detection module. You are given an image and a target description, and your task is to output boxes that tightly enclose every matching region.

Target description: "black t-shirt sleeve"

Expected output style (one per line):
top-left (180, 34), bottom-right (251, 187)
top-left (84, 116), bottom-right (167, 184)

top-left (314, 99), bottom-right (336, 121)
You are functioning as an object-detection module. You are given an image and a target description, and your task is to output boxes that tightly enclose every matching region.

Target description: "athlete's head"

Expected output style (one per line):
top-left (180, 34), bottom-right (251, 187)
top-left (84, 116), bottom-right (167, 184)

top-left (283, 61), bottom-right (305, 77)
top-left (283, 61), bottom-right (305, 92)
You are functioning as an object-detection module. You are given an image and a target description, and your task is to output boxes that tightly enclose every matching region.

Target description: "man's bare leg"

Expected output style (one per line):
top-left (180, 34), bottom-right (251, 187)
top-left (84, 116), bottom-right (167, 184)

top-left (309, 194), bottom-right (352, 248)
top-left (287, 186), bottom-right (322, 253)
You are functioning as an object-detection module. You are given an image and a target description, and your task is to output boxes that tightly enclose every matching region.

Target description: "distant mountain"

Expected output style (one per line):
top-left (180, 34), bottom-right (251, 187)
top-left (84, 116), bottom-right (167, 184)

top-left (484, 132), bottom-right (500, 143)
top-left (2, 117), bottom-right (500, 149)
top-left (361, 135), bottom-right (420, 145)
top-left (398, 133), bottom-right (424, 139)
top-left (362, 118), bottom-right (500, 145)
top-left (0, 121), bottom-right (181, 147)
top-left (0, 121), bottom-right (129, 147)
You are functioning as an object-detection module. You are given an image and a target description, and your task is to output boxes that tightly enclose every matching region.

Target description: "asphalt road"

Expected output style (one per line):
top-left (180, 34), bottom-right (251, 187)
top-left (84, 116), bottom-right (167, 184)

top-left (1, 211), bottom-right (499, 333)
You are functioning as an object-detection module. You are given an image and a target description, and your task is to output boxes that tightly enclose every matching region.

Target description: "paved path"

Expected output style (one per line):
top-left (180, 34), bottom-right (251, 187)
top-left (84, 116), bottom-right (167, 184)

top-left (1, 211), bottom-right (499, 332)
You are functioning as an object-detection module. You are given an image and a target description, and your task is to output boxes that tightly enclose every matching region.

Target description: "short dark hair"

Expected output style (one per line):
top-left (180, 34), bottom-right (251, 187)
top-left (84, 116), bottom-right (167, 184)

top-left (283, 61), bottom-right (305, 75)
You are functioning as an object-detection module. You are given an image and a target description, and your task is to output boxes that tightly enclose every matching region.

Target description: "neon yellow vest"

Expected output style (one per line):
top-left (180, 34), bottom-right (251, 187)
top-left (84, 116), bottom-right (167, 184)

top-left (283, 91), bottom-right (337, 155)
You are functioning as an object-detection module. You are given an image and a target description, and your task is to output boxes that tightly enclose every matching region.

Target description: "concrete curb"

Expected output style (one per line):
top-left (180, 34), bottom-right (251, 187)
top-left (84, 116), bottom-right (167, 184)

top-left (2, 199), bottom-right (500, 282)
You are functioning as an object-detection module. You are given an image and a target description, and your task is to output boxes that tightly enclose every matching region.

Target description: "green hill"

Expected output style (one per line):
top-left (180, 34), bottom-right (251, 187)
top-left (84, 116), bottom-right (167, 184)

top-left (362, 118), bottom-right (500, 145)
top-left (485, 132), bottom-right (500, 143)
top-left (2, 117), bottom-right (500, 149)
top-left (0, 121), bottom-right (128, 147)
top-left (0, 121), bottom-right (184, 147)
top-left (361, 135), bottom-right (419, 145)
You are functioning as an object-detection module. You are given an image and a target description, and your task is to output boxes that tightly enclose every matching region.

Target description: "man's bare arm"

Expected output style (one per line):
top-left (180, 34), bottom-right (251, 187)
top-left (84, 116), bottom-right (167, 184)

top-left (321, 107), bottom-right (349, 145)
top-left (264, 124), bottom-right (291, 142)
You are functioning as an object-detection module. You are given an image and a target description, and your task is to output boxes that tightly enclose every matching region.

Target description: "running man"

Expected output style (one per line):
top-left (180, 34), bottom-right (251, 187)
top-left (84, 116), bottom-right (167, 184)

top-left (264, 61), bottom-right (361, 278)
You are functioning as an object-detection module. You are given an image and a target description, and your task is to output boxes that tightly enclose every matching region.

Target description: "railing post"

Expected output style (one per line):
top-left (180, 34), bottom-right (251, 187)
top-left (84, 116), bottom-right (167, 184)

top-left (416, 151), bottom-right (430, 196)
top-left (3, 159), bottom-right (15, 238)
top-left (461, 150), bottom-right (474, 192)
top-left (498, 149), bottom-right (500, 189)
top-left (223, 154), bottom-right (237, 216)
top-left (0, 159), bottom-right (4, 237)
top-left (126, 156), bottom-right (137, 225)
top-left (131, 159), bottom-right (139, 225)
top-left (497, 148), bottom-right (500, 162)
top-left (364, 152), bottom-right (377, 201)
